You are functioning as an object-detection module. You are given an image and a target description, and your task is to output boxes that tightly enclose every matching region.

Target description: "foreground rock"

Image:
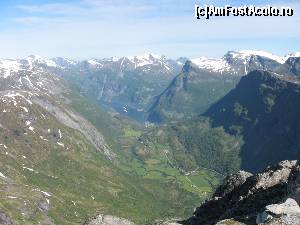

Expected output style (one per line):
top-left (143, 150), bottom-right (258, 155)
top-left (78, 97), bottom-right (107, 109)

top-left (183, 160), bottom-right (300, 225)
top-left (84, 214), bottom-right (135, 225)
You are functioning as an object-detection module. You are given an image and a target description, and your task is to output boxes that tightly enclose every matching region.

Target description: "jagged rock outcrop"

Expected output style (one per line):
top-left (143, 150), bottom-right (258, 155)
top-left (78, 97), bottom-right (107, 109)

top-left (84, 214), bottom-right (135, 225)
top-left (184, 160), bottom-right (300, 225)
top-left (213, 170), bottom-right (253, 198)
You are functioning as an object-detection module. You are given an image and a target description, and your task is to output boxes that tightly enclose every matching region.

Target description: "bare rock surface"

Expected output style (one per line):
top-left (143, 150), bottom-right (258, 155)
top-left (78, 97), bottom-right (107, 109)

top-left (213, 170), bottom-right (253, 198)
top-left (256, 198), bottom-right (300, 224)
top-left (84, 214), bottom-right (135, 225)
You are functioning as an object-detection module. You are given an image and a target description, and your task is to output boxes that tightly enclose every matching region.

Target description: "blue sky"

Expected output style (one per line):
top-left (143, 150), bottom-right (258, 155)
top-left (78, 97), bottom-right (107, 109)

top-left (0, 0), bottom-right (299, 59)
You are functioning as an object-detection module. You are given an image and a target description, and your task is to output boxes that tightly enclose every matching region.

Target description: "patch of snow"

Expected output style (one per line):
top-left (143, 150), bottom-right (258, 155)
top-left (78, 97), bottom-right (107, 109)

top-left (57, 142), bottom-right (64, 147)
top-left (0, 172), bottom-right (7, 179)
top-left (0, 59), bottom-right (22, 78)
top-left (87, 59), bottom-right (103, 67)
top-left (58, 129), bottom-right (62, 139)
top-left (3, 92), bottom-right (32, 105)
top-left (26, 55), bottom-right (57, 68)
top-left (22, 75), bottom-right (34, 88)
top-left (128, 53), bottom-right (164, 68)
top-left (40, 136), bottom-right (48, 141)
top-left (19, 77), bottom-right (23, 85)
top-left (0, 144), bottom-right (8, 149)
top-left (28, 126), bottom-right (34, 131)
top-left (7, 196), bottom-right (17, 199)
top-left (22, 166), bottom-right (37, 173)
top-left (41, 191), bottom-right (52, 197)
top-left (20, 106), bottom-right (28, 113)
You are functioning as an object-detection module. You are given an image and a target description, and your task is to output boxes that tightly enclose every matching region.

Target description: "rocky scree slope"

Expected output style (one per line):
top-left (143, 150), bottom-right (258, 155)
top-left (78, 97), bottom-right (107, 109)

top-left (0, 58), bottom-right (112, 158)
top-left (0, 57), bottom-right (118, 224)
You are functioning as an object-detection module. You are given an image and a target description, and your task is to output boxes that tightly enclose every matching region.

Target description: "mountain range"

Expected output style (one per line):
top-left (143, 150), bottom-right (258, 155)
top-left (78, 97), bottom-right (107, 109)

top-left (2, 50), bottom-right (299, 123)
top-left (1, 50), bottom-right (300, 225)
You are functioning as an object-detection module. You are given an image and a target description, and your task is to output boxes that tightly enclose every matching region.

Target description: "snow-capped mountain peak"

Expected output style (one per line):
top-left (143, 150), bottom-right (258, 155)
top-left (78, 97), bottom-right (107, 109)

top-left (52, 57), bottom-right (78, 67)
top-left (87, 59), bottom-right (103, 68)
top-left (128, 53), bottom-right (162, 61)
top-left (0, 59), bottom-right (23, 78)
top-left (190, 50), bottom-right (300, 74)
top-left (26, 55), bottom-right (58, 68)
top-left (227, 50), bottom-right (286, 64)
top-left (127, 53), bottom-right (164, 68)
top-left (191, 57), bottom-right (230, 73)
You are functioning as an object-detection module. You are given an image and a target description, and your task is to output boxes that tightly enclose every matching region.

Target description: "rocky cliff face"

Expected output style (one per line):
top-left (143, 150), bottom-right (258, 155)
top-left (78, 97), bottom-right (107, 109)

top-left (183, 160), bottom-right (300, 225)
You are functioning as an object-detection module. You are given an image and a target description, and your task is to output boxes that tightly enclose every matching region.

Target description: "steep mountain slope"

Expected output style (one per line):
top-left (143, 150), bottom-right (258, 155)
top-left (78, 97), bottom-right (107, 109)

top-left (204, 70), bottom-right (300, 173)
top-left (0, 62), bottom-right (203, 224)
top-left (183, 160), bottom-right (300, 225)
top-left (148, 51), bottom-right (300, 123)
